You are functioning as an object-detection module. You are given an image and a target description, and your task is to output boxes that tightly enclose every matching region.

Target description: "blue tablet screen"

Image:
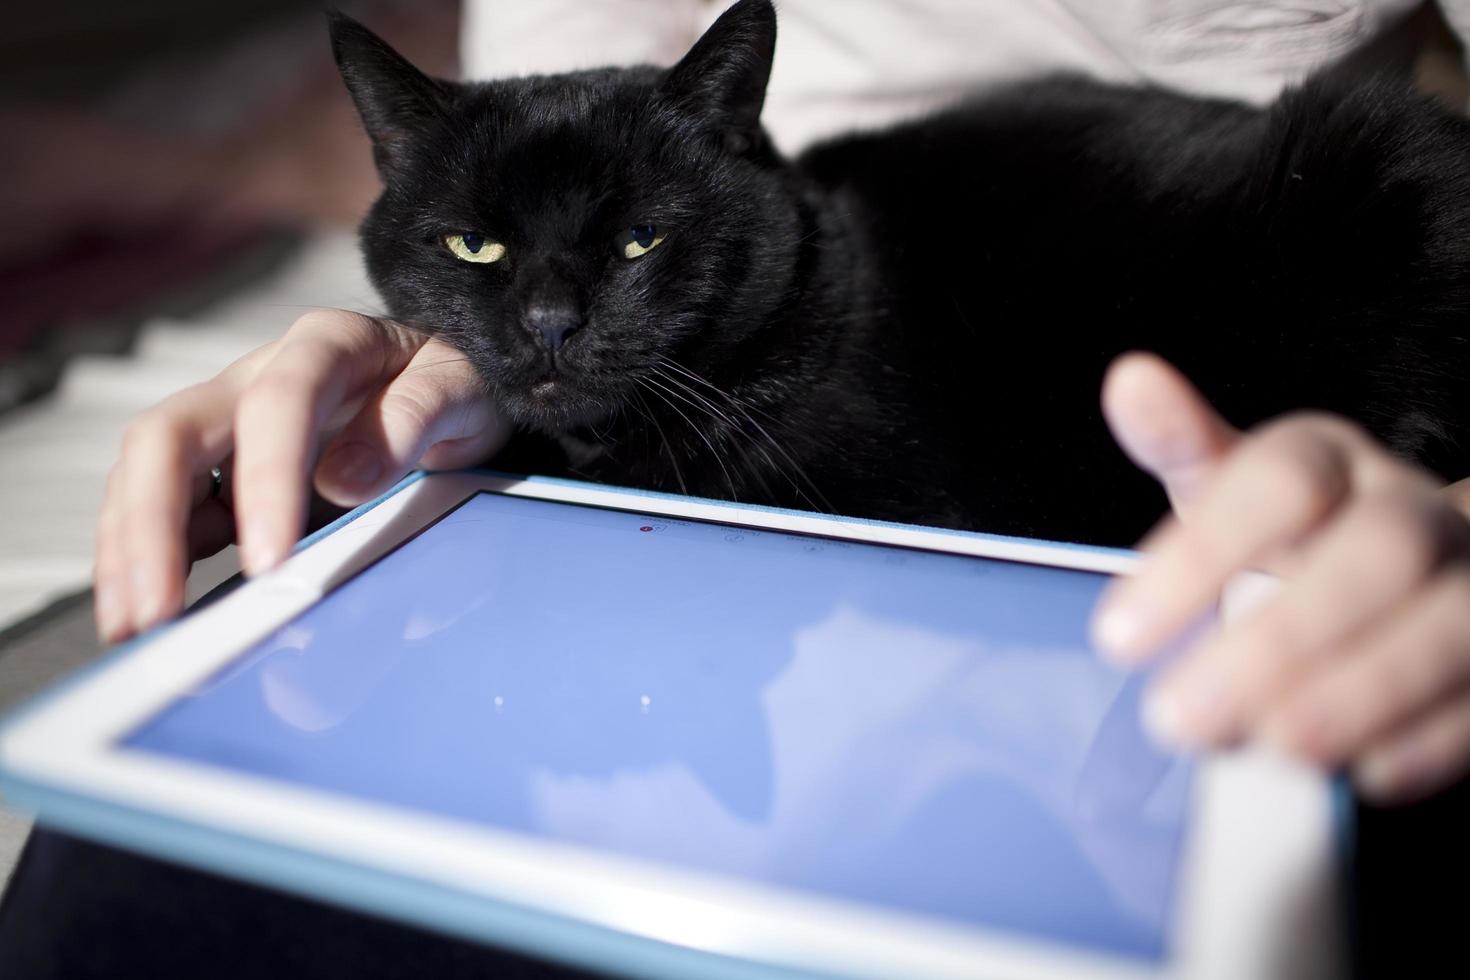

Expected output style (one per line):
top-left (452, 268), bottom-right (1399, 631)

top-left (125, 491), bottom-right (1193, 961)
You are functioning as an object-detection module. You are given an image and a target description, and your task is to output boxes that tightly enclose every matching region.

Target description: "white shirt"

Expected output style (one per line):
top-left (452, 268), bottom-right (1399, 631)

top-left (463, 0), bottom-right (1447, 153)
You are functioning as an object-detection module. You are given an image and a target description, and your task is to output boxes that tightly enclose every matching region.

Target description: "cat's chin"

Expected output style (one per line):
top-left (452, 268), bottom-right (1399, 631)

top-left (497, 376), bottom-right (615, 434)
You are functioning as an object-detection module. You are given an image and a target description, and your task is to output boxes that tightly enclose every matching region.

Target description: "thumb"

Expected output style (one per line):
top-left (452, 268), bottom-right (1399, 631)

top-left (1101, 352), bottom-right (1240, 514)
top-left (314, 340), bottom-right (510, 506)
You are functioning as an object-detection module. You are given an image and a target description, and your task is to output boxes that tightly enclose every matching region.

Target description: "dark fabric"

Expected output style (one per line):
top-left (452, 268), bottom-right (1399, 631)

top-left (0, 827), bottom-right (599, 979)
top-left (1351, 776), bottom-right (1470, 979)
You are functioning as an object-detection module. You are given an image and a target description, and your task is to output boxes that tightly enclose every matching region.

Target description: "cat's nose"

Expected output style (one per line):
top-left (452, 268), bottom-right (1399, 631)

top-left (525, 307), bottom-right (582, 353)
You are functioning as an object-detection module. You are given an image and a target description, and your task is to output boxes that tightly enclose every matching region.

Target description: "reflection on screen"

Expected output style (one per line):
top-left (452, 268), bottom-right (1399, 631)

top-left (126, 492), bottom-right (1193, 961)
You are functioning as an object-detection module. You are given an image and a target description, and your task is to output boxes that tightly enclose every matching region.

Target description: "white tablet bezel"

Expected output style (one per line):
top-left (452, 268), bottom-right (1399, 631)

top-left (0, 472), bottom-right (1342, 980)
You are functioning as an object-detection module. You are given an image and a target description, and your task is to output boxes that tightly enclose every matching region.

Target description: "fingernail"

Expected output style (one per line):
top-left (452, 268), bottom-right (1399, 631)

top-left (327, 443), bottom-right (382, 489)
top-left (1356, 752), bottom-right (1404, 801)
top-left (129, 565), bottom-right (166, 628)
top-left (1146, 672), bottom-right (1230, 748)
top-left (242, 521), bottom-right (286, 575)
top-left (138, 596), bottom-right (167, 630)
top-left (1092, 600), bottom-right (1148, 661)
top-left (1357, 745), bottom-right (1431, 802)
top-left (1144, 687), bottom-right (1188, 746)
top-left (1267, 698), bottom-right (1337, 762)
top-left (95, 584), bottom-right (123, 640)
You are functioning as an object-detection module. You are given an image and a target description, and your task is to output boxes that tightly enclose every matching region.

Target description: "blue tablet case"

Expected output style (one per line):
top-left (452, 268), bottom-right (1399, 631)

top-left (0, 470), bottom-right (1350, 978)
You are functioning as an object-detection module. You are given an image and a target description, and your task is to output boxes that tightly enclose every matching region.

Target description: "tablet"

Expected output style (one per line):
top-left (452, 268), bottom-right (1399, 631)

top-left (0, 471), bottom-right (1342, 979)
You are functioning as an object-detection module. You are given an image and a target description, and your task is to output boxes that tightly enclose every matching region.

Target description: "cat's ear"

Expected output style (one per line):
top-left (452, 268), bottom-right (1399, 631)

top-left (659, 0), bottom-right (776, 154)
top-left (328, 11), bottom-right (451, 175)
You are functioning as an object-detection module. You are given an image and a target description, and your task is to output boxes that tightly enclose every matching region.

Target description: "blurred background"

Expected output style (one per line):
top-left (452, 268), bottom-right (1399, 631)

top-left (0, 0), bottom-right (461, 881)
top-left (0, 0), bottom-right (461, 626)
top-left (0, 0), bottom-right (464, 403)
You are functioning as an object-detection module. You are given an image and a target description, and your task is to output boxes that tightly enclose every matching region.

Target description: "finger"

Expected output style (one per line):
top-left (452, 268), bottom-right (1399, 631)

top-left (1448, 476), bottom-right (1470, 520)
top-left (1144, 490), bottom-right (1462, 747)
top-left (1101, 352), bottom-right (1241, 513)
top-left (94, 466), bottom-right (133, 643)
top-left (1092, 415), bottom-right (1403, 662)
top-left (1353, 689), bottom-right (1470, 803)
top-left (314, 339), bottom-right (506, 506)
top-left (231, 311), bottom-right (426, 575)
top-left (94, 342), bottom-right (279, 643)
top-left (98, 374), bottom-right (248, 640)
top-left (1262, 569), bottom-right (1470, 770)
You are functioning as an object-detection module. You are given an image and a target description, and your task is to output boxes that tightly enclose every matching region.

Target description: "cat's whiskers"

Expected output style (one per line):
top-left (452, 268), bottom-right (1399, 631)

top-left (650, 366), bottom-right (796, 506)
top-left (654, 358), bottom-right (834, 513)
top-left (649, 366), bottom-right (742, 430)
top-left (653, 362), bottom-right (810, 491)
top-left (637, 375), bottom-right (740, 500)
top-left (650, 367), bottom-right (784, 503)
top-left (630, 384), bottom-right (688, 495)
top-left (790, 226), bottom-right (831, 252)
top-left (585, 403), bottom-right (625, 460)
top-left (656, 357), bottom-right (793, 433)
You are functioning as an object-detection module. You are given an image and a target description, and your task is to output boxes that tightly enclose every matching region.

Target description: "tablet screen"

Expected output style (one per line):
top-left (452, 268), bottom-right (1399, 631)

top-left (124, 491), bottom-right (1194, 961)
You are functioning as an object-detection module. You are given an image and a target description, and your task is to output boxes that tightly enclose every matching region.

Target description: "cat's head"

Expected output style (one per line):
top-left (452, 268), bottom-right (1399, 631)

top-left (330, 0), bottom-right (801, 434)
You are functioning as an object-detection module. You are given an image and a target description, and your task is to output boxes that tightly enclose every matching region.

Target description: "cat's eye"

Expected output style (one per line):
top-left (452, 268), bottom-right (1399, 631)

top-left (444, 232), bottom-right (507, 264)
top-left (616, 224), bottom-right (665, 259)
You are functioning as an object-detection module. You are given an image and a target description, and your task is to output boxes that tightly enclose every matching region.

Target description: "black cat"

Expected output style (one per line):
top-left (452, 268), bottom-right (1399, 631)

top-left (330, 0), bottom-right (1470, 546)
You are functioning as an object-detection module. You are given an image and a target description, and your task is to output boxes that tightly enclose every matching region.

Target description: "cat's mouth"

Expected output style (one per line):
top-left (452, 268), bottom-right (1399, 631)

top-left (529, 376), bottom-right (562, 399)
top-left (497, 367), bottom-right (614, 433)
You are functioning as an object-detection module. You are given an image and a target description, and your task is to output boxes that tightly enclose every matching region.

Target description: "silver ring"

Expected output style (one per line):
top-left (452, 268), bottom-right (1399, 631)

top-left (208, 465), bottom-right (224, 501)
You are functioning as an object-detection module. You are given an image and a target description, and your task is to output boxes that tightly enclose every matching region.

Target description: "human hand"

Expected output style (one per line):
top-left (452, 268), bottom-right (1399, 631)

top-left (1093, 352), bottom-right (1470, 803)
top-left (94, 309), bottom-right (507, 645)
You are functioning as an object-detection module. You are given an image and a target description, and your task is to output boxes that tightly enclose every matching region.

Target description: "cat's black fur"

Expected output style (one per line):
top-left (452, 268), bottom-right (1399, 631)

top-left (331, 1), bottom-right (1470, 546)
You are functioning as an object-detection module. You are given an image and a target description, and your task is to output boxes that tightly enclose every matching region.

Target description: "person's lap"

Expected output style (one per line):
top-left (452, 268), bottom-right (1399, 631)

top-left (1, 778), bottom-right (1464, 979)
top-left (0, 826), bottom-right (594, 978)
